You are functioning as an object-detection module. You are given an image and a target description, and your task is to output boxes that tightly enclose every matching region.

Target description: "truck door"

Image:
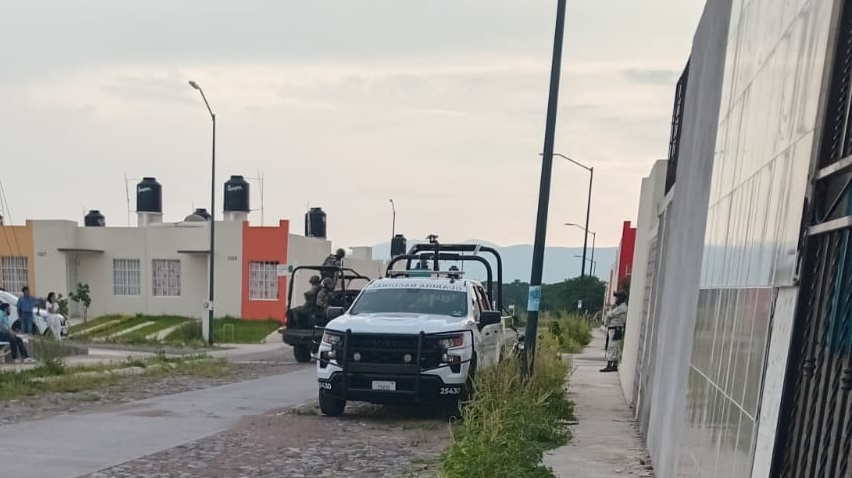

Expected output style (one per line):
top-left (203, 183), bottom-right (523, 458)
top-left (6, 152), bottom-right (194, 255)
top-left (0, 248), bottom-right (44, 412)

top-left (474, 284), bottom-right (500, 368)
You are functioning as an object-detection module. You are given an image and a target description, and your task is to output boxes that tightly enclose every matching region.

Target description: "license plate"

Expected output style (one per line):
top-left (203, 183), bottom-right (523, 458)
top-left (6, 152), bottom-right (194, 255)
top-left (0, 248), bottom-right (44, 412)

top-left (371, 380), bottom-right (396, 391)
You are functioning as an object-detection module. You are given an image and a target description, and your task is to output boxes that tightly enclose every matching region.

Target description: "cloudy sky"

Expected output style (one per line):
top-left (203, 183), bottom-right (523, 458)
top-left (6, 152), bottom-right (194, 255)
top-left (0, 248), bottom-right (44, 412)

top-left (0, 0), bottom-right (704, 250)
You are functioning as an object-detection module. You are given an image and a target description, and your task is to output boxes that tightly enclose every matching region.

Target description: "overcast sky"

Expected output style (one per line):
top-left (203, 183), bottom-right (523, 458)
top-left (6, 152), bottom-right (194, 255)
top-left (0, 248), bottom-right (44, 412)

top-left (0, 0), bottom-right (704, 250)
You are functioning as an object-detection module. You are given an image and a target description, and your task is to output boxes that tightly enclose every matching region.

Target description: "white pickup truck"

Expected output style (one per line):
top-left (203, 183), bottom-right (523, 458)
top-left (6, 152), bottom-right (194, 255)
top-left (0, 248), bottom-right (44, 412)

top-left (314, 239), bottom-right (510, 416)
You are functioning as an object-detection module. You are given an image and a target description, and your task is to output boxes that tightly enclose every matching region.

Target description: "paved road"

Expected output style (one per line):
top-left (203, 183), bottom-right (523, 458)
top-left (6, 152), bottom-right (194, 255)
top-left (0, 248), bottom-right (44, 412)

top-left (0, 364), bottom-right (315, 478)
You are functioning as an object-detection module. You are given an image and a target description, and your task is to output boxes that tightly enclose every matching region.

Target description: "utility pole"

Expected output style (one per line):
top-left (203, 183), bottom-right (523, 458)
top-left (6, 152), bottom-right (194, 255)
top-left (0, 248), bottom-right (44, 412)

top-left (524, 0), bottom-right (568, 377)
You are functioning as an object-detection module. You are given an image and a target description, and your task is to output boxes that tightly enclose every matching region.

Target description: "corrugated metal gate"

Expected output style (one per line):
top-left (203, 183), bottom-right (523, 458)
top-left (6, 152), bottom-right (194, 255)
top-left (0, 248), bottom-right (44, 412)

top-left (772, 2), bottom-right (852, 475)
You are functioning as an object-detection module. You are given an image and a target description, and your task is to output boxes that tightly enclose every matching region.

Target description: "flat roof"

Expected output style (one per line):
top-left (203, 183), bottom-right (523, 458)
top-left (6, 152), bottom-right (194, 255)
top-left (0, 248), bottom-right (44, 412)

top-left (57, 248), bottom-right (104, 254)
top-left (177, 249), bottom-right (210, 254)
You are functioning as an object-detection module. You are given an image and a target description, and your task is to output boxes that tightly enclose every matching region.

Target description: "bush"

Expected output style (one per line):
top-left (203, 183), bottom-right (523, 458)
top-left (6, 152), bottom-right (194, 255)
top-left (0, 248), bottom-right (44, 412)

top-left (440, 334), bottom-right (574, 478)
top-left (546, 313), bottom-right (592, 354)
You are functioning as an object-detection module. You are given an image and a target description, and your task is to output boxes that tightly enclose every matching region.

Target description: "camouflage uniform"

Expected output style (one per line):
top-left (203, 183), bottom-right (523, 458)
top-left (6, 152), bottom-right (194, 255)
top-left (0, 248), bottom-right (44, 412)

top-left (291, 276), bottom-right (321, 327)
top-left (321, 248), bottom-right (346, 289)
top-left (601, 291), bottom-right (628, 372)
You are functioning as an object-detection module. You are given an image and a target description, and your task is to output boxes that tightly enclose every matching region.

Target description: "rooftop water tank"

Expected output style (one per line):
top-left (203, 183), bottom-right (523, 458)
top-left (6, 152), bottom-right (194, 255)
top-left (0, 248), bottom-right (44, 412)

top-left (224, 175), bottom-right (250, 212)
top-left (136, 177), bottom-right (162, 213)
top-left (391, 234), bottom-right (407, 257)
top-left (184, 208), bottom-right (211, 222)
top-left (84, 210), bottom-right (105, 227)
top-left (305, 207), bottom-right (327, 238)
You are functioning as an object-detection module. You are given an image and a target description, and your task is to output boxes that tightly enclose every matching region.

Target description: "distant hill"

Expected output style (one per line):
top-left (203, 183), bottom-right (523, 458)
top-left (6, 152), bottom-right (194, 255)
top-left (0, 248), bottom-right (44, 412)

top-left (370, 240), bottom-right (616, 285)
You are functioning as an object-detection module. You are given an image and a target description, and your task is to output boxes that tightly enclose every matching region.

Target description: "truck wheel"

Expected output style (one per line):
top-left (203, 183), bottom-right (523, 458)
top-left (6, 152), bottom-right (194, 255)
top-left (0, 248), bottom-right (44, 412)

top-left (293, 346), bottom-right (312, 363)
top-left (319, 389), bottom-right (346, 416)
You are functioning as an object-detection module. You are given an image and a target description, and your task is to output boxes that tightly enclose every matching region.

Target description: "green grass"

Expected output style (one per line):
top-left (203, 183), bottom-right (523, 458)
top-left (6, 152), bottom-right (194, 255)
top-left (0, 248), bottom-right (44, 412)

top-left (72, 315), bottom-right (281, 346)
top-left (440, 333), bottom-right (574, 478)
top-left (103, 316), bottom-right (190, 345)
top-left (213, 317), bottom-right (280, 343)
top-left (544, 312), bottom-right (593, 354)
top-left (0, 354), bottom-right (229, 401)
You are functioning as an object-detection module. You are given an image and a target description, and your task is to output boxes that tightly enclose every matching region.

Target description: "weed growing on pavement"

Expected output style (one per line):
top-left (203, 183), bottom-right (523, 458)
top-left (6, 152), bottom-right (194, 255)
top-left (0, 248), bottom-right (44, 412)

top-left (440, 333), bottom-right (574, 478)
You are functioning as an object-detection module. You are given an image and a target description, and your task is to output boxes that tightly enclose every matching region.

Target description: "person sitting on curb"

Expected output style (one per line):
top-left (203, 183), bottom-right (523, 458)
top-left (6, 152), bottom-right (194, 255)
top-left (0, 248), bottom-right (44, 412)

top-left (0, 302), bottom-right (34, 364)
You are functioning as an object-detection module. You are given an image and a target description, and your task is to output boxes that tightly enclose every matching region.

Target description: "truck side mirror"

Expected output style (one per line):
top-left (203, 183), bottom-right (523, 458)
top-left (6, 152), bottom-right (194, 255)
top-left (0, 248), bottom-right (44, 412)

top-left (326, 307), bottom-right (345, 321)
top-left (478, 310), bottom-right (502, 330)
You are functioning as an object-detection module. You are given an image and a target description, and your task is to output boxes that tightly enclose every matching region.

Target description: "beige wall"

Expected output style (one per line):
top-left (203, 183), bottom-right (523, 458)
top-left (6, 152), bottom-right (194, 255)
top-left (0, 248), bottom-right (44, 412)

top-left (32, 219), bottom-right (243, 318)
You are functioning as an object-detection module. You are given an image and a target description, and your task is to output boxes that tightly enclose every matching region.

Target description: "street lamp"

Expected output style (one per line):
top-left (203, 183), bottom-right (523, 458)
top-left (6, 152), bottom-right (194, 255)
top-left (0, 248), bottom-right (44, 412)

top-left (574, 255), bottom-right (597, 277)
top-left (543, 152), bottom-right (594, 278)
top-left (389, 199), bottom-right (396, 239)
top-left (189, 80), bottom-right (216, 346)
top-left (565, 222), bottom-right (596, 278)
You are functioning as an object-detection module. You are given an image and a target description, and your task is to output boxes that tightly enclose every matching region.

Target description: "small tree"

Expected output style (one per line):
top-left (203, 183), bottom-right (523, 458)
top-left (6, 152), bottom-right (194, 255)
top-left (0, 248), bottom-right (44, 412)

top-left (57, 293), bottom-right (69, 317)
top-left (69, 282), bottom-right (92, 323)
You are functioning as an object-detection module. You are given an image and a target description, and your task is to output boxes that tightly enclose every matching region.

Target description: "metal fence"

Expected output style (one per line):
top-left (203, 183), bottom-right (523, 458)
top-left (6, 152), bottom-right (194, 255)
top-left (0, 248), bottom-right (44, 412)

top-left (773, 2), bottom-right (852, 475)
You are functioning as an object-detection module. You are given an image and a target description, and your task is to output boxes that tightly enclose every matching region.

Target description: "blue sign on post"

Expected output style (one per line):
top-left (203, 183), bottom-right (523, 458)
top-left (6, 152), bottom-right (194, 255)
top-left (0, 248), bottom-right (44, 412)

top-left (528, 286), bottom-right (542, 312)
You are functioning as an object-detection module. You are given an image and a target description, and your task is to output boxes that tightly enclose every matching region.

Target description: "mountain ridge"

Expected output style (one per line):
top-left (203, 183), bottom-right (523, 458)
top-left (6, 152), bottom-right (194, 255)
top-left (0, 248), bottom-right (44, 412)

top-left (369, 239), bottom-right (616, 284)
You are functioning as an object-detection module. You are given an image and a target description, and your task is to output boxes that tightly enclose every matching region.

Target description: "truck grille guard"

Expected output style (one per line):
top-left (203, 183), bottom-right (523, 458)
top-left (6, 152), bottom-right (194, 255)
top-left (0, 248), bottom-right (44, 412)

top-left (312, 327), bottom-right (475, 400)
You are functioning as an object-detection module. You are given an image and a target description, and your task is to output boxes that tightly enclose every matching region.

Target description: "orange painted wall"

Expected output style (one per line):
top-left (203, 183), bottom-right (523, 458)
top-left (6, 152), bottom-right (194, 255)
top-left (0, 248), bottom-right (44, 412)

top-left (241, 220), bottom-right (289, 320)
top-left (0, 221), bottom-right (35, 293)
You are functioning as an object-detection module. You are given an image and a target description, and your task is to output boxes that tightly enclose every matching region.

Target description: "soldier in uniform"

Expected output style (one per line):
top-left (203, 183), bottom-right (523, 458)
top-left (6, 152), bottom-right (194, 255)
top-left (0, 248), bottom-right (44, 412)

top-left (313, 278), bottom-right (334, 326)
top-left (290, 275), bottom-right (321, 326)
top-left (601, 290), bottom-right (628, 373)
top-left (321, 248), bottom-right (346, 289)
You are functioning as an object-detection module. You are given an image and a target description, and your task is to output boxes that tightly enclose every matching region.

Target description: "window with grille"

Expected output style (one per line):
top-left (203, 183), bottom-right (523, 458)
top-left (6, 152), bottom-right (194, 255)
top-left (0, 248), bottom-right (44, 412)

top-left (249, 261), bottom-right (279, 300)
top-left (113, 259), bottom-right (141, 296)
top-left (152, 259), bottom-right (181, 297)
top-left (1, 256), bottom-right (28, 292)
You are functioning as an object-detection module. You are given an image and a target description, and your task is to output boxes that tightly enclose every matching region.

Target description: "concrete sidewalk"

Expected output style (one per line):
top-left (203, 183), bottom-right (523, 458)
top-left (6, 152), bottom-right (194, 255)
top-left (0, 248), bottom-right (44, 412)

top-left (544, 329), bottom-right (654, 477)
top-left (0, 364), bottom-right (316, 478)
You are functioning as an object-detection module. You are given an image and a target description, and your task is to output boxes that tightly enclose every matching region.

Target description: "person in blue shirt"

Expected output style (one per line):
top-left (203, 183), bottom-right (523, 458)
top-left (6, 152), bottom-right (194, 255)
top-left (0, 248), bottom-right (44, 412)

top-left (0, 302), bottom-right (33, 363)
top-left (17, 286), bottom-right (37, 335)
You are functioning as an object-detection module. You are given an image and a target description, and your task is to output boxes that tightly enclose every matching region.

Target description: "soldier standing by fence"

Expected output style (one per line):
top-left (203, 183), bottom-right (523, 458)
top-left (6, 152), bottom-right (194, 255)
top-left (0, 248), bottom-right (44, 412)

top-left (601, 290), bottom-right (628, 373)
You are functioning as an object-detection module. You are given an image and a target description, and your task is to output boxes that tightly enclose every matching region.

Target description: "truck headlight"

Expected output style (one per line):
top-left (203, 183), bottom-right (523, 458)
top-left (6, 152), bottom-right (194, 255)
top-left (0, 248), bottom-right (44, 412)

top-left (322, 331), bottom-right (342, 346)
top-left (438, 334), bottom-right (464, 349)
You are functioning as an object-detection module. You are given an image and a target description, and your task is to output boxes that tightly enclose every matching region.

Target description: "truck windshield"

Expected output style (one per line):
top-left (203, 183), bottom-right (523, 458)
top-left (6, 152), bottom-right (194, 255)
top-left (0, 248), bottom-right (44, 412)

top-left (349, 288), bottom-right (468, 317)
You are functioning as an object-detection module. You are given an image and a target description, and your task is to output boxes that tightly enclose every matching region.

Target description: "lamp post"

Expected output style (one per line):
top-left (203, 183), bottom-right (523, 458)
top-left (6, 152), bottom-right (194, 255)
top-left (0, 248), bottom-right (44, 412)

top-left (546, 153), bottom-right (593, 278)
top-left (389, 199), bottom-right (396, 238)
top-left (574, 255), bottom-right (597, 277)
top-left (189, 80), bottom-right (216, 346)
top-left (565, 222), bottom-right (596, 278)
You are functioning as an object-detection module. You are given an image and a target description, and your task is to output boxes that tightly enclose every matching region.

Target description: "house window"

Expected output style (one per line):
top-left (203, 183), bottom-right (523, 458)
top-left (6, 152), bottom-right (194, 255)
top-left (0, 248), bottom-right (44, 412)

top-left (1, 256), bottom-right (28, 292)
top-left (249, 261), bottom-right (279, 300)
top-left (152, 259), bottom-right (181, 297)
top-left (113, 259), bottom-right (141, 296)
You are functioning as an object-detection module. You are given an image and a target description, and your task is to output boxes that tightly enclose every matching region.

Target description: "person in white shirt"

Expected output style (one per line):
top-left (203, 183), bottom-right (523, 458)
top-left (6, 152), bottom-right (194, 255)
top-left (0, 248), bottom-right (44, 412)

top-left (44, 292), bottom-right (63, 340)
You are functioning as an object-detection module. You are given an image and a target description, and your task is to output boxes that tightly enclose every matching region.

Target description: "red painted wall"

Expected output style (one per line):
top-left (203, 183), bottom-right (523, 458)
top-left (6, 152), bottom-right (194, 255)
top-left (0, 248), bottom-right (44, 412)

top-left (241, 220), bottom-right (289, 320)
top-left (617, 221), bottom-right (637, 289)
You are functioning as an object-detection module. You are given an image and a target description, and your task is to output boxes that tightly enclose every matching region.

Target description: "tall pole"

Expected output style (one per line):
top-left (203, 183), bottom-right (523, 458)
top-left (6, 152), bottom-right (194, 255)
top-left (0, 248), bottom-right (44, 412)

top-left (589, 231), bottom-right (596, 277)
top-left (524, 0), bottom-right (568, 377)
top-left (189, 80), bottom-right (216, 346)
top-left (581, 167), bottom-right (593, 278)
top-left (390, 199), bottom-right (396, 238)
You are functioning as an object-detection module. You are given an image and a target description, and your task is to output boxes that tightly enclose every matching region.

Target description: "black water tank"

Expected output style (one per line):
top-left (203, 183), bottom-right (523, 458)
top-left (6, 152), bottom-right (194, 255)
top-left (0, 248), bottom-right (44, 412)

top-left (224, 175), bottom-right (250, 212)
top-left (193, 208), bottom-right (211, 220)
top-left (84, 210), bottom-right (105, 227)
top-left (305, 207), bottom-right (327, 238)
top-left (391, 234), bottom-right (407, 257)
top-left (136, 177), bottom-right (162, 213)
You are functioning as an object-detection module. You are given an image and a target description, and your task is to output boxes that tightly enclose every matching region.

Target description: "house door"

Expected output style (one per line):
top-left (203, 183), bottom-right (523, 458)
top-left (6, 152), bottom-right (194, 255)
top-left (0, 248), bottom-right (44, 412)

top-left (66, 255), bottom-right (81, 317)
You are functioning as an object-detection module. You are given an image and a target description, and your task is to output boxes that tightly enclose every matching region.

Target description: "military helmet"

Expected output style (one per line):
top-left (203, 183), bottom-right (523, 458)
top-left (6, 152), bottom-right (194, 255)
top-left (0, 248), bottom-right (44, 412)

top-left (309, 275), bottom-right (321, 285)
top-left (321, 278), bottom-right (333, 288)
top-left (614, 290), bottom-right (628, 300)
top-left (335, 248), bottom-right (346, 258)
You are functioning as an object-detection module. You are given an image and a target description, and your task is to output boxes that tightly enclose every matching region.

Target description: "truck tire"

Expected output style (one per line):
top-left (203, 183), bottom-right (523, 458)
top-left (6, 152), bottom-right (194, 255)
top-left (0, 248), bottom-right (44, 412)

top-left (293, 345), bottom-right (312, 363)
top-left (319, 389), bottom-right (346, 416)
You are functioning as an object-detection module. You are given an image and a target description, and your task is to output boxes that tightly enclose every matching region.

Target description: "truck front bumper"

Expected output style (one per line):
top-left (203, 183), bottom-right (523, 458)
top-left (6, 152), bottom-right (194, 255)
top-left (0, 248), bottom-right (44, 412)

top-left (319, 370), bottom-right (466, 404)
